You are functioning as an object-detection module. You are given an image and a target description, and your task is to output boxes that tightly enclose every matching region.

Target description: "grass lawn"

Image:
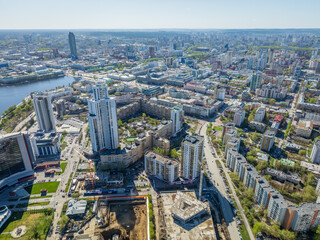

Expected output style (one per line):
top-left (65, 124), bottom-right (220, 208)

top-left (239, 225), bottom-right (250, 240)
top-left (213, 126), bottom-right (223, 131)
top-left (0, 210), bottom-right (53, 240)
top-left (16, 201), bottom-right (50, 208)
top-left (25, 182), bottom-right (60, 195)
top-left (65, 173), bottom-right (73, 193)
top-left (56, 162), bottom-right (67, 175)
top-left (29, 195), bottom-right (52, 199)
top-left (61, 141), bottom-right (67, 151)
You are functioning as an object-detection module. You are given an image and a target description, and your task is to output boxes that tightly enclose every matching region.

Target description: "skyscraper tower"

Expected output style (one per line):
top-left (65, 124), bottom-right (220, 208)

top-left (249, 73), bottom-right (262, 92)
top-left (180, 134), bottom-right (204, 180)
top-left (32, 93), bottom-right (56, 132)
top-left (171, 105), bottom-right (184, 137)
top-left (88, 83), bottom-right (119, 153)
top-left (68, 32), bottom-right (78, 59)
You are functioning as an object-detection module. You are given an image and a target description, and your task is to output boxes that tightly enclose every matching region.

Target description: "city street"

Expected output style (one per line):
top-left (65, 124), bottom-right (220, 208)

top-left (200, 119), bottom-right (255, 240)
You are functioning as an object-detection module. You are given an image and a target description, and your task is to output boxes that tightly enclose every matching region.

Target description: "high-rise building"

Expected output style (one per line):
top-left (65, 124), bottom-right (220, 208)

top-left (55, 99), bottom-right (66, 117)
top-left (181, 134), bottom-right (204, 180)
top-left (171, 105), bottom-right (184, 136)
top-left (149, 46), bottom-right (155, 57)
top-left (68, 32), bottom-right (78, 59)
top-left (250, 73), bottom-right (262, 92)
top-left (261, 130), bottom-right (275, 152)
top-left (144, 151), bottom-right (179, 183)
top-left (254, 107), bottom-right (266, 122)
top-left (33, 93), bottom-right (56, 132)
top-left (0, 132), bottom-right (34, 190)
top-left (310, 140), bottom-right (320, 164)
top-left (88, 83), bottom-right (119, 152)
top-left (222, 122), bottom-right (235, 137)
top-left (233, 110), bottom-right (246, 127)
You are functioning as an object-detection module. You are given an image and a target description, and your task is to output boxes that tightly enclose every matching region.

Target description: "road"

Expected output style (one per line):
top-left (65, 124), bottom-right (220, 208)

top-left (200, 120), bottom-right (255, 240)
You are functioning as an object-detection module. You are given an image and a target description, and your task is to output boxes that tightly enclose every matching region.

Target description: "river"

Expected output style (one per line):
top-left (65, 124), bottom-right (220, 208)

top-left (0, 76), bottom-right (75, 115)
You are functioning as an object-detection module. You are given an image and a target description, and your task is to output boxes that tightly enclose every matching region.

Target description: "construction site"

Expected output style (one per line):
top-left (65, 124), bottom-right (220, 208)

top-left (96, 197), bottom-right (148, 240)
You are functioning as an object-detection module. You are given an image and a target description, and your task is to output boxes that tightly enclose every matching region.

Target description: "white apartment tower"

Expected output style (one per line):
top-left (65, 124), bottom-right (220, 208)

top-left (311, 140), bottom-right (320, 164)
top-left (88, 83), bottom-right (119, 153)
top-left (181, 134), bottom-right (204, 180)
top-left (33, 93), bottom-right (56, 132)
top-left (171, 105), bottom-right (184, 136)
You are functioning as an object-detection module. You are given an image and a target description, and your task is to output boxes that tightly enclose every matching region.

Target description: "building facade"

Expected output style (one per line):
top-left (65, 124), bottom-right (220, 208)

top-left (180, 134), bottom-right (204, 180)
top-left (88, 84), bottom-right (119, 152)
top-left (33, 93), bottom-right (56, 132)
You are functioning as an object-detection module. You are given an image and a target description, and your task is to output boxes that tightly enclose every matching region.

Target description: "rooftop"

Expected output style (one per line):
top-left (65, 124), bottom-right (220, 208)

top-left (171, 191), bottom-right (208, 222)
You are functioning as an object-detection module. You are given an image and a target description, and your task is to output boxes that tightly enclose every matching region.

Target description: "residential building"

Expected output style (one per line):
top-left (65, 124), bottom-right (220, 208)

top-left (233, 110), bottom-right (245, 127)
top-left (254, 107), bottom-right (266, 122)
top-left (296, 120), bottom-right (313, 138)
top-left (32, 93), bottom-right (56, 132)
top-left (144, 151), bottom-right (179, 183)
top-left (68, 32), bottom-right (78, 59)
top-left (55, 99), bottom-right (66, 117)
top-left (181, 134), bottom-right (204, 180)
top-left (225, 137), bottom-right (240, 156)
top-left (223, 128), bottom-right (237, 145)
top-left (250, 73), bottom-right (262, 92)
top-left (249, 121), bottom-right (266, 133)
top-left (288, 204), bottom-right (320, 232)
top-left (88, 83), bottom-right (119, 152)
top-left (0, 132), bottom-right (35, 190)
top-left (222, 122), bottom-right (235, 137)
top-left (311, 140), bottom-right (320, 164)
top-left (171, 105), bottom-right (184, 137)
top-left (0, 206), bottom-right (11, 229)
top-left (256, 83), bottom-right (287, 100)
top-left (261, 130), bottom-right (275, 152)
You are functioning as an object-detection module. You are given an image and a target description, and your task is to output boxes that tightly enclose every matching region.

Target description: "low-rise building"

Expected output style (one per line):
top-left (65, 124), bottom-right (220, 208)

top-left (66, 199), bottom-right (87, 218)
top-left (296, 120), bottom-right (313, 138)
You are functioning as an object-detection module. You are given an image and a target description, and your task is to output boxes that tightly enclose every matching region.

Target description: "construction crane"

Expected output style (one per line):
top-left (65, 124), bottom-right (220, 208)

top-left (75, 150), bottom-right (94, 189)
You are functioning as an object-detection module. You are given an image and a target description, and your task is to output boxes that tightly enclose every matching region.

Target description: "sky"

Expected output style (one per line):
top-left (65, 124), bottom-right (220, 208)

top-left (0, 0), bottom-right (320, 29)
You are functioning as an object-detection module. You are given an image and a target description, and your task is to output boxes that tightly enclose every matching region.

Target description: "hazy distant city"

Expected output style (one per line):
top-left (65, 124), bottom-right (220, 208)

top-left (1, 2), bottom-right (320, 240)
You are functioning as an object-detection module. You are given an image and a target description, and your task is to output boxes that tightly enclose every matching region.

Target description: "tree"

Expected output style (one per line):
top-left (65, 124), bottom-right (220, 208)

top-left (298, 149), bottom-right (306, 156)
top-left (142, 113), bottom-right (147, 119)
top-left (170, 148), bottom-right (179, 159)
top-left (75, 100), bottom-right (82, 104)
top-left (118, 119), bottom-right (124, 128)
top-left (58, 215), bottom-right (69, 231)
top-left (153, 147), bottom-right (166, 156)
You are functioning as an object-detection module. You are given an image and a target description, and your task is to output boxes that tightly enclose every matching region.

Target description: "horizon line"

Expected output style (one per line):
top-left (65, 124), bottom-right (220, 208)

top-left (1, 27), bottom-right (320, 31)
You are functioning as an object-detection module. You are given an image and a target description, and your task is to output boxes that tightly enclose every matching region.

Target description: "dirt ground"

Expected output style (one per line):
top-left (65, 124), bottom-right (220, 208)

top-left (99, 200), bottom-right (147, 240)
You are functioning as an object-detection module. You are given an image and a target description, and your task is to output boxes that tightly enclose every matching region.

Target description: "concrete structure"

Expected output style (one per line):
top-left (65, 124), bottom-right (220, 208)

top-left (261, 130), bottom-right (275, 152)
top-left (254, 107), bottom-right (266, 122)
top-left (222, 122), bottom-right (235, 137)
top-left (311, 140), bottom-right (320, 164)
top-left (223, 128), bottom-right (237, 145)
top-left (66, 199), bottom-right (87, 218)
top-left (33, 93), bottom-right (56, 132)
top-left (88, 83), bottom-right (119, 152)
top-left (144, 151), bottom-right (179, 183)
top-left (171, 105), bottom-right (184, 137)
top-left (30, 131), bottom-right (61, 163)
top-left (55, 99), bottom-right (66, 117)
top-left (0, 133), bottom-right (34, 190)
top-left (181, 134), bottom-right (204, 180)
top-left (296, 120), bottom-right (313, 138)
top-left (249, 73), bottom-right (262, 92)
top-left (233, 110), bottom-right (245, 127)
top-left (0, 206), bottom-right (11, 229)
top-left (256, 83), bottom-right (287, 100)
top-left (171, 191), bottom-right (208, 224)
top-left (249, 121), bottom-right (266, 133)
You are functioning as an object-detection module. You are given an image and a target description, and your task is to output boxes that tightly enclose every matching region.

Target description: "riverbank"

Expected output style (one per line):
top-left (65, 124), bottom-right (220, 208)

top-left (0, 76), bottom-right (75, 115)
top-left (0, 71), bottom-right (65, 86)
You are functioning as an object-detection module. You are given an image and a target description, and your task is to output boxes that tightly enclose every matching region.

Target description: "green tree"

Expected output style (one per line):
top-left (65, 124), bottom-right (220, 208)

top-left (75, 100), bottom-right (82, 104)
top-left (142, 113), bottom-right (147, 119)
top-left (58, 215), bottom-right (69, 231)
top-left (170, 148), bottom-right (179, 159)
top-left (298, 149), bottom-right (306, 156)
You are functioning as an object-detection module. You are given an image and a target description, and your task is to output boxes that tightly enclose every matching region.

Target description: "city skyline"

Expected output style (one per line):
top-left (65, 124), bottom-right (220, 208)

top-left (1, 0), bottom-right (320, 29)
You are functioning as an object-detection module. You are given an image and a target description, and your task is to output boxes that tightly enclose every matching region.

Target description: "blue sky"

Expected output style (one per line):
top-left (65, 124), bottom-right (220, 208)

top-left (0, 0), bottom-right (319, 29)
